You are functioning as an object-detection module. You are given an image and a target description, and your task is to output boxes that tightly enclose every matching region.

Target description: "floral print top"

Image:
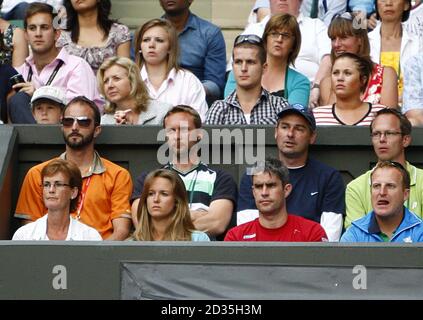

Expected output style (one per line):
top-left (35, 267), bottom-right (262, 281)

top-left (0, 24), bottom-right (15, 65)
top-left (57, 22), bottom-right (130, 73)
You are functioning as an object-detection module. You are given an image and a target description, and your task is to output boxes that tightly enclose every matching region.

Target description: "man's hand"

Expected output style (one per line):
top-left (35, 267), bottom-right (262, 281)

top-left (12, 82), bottom-right (35, 97)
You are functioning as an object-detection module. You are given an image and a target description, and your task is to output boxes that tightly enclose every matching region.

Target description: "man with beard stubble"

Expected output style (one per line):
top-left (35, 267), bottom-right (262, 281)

top-left (14, 96), bottom-right (133, 240)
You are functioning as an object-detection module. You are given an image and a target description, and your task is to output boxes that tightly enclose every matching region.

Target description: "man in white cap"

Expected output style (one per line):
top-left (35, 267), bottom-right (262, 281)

top-left (31, 86), bottom-right (66, 124)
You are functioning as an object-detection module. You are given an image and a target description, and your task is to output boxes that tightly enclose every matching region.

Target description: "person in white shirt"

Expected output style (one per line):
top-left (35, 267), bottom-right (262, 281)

top-left (134, 18), bottom-right (208, 122)
top-left (12, 159), bottom-right (102, 241)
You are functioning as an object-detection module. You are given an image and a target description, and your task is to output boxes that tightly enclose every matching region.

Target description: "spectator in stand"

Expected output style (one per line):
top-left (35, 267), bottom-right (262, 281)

top-left (247, 0), bottom-right (271, 26)
top-left (159, 0), bottom-right (226, 105)
top-left (347, 0), bottom-right (378, 30)
top-left (7, 2), bottom-right (102, 124)
top-left (313, 53), bottom-right (386, 126)
top-left (31, 85), bottom-right (66, 124)
top-left (131, 169), bottom-right (210, 241)
top-left (134, 18), bottom-right (208, 121)
top-left (225, 14), bottom-right (310, 107)
top-left (345, 108), bottom-right (423, 228)
top-left (15, 96), bottom-right (133, 240)
top-left (0, 0), bottom-right (28, 67)
top-left (319, 12), bottom-right (398, 108)
top-left (368, 0), bottom-right (420, 104)
top-left (206, 34), bottom-right (289, 125)
top-left (342, 161), bottom-right (423, 242)
top-left (402, 54), bottom-right (423, 126)
top-left (97, 56), bottom-right (171, 125)
top-left (1, 0), bottom-right (63, 20)
top-left (225, 158), bottom-right (328, 242)
top-left (58, 0), bottom-right (131, 74)
top-left (237, 104), bottom-right (345, 241)
top-left (12, 159), bottom-right (102, 241)
top-left (131, 105), bottom-right (237, 240)
top-left (404, 0), bottom-right (422, 39)
top-left (301, 0), bottom-right (347, 25)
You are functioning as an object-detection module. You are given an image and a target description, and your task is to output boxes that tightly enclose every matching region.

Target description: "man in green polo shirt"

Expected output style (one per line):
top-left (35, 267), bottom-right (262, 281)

top-left (345, 108), bottom-right (423, 228)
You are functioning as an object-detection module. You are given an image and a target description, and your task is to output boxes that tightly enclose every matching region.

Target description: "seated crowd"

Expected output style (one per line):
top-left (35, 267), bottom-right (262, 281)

top-left (2, 0), bottom-right (423, 242)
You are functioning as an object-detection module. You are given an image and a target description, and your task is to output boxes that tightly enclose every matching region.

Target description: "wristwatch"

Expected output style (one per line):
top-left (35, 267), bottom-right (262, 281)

top-left (311, 83), bottom-right (320, 90)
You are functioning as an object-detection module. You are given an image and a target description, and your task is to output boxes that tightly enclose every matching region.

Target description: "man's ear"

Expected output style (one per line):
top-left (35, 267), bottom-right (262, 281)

top-left (93, 124), bottom-right (102, 138)
top-left (283, 183), bottom-right (292, 199)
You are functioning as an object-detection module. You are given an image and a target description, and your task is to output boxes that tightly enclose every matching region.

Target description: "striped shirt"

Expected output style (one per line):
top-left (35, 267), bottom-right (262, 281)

top-left (313, 103), bottom-right (386, 126)
top-left (205, 89), bottom-right (289, 125)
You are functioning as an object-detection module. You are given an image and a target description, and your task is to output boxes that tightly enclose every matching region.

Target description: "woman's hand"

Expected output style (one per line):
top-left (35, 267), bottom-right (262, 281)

top-left (114, 109), bottom-right (132, 125)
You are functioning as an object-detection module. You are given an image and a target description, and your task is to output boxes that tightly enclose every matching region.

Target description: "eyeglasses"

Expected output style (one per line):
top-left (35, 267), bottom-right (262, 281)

top-left (42, 181), bottom-right (72, 189)
top-left (61, 116), bottom-right (93, 128)
top-left (234, 34), bottom-right (263, 47)
top-left (269, 32), bottom-right (293, 41)
top-left (370, 131), bottom-right (402, 139)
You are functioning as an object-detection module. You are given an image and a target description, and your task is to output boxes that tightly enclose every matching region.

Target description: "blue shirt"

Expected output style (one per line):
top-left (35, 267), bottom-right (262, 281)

top-left (347, 0), bottom-right (375, 15)
top-left (237, 158), bottom-right (345, 223)
top-left (341, 208), bottom-right (423, 242)
top-left (177, 13), bottom-right (226, 99)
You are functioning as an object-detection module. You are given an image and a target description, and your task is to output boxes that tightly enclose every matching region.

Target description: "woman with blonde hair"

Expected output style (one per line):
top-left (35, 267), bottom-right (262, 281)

top-left (134, 18), bottom-right (207, 121)
top-left (132, 169), bottom-right (210, 241)
top-left (319, 12), bottom-right (398, 108)
top-left (97, 56), bottom-right (171, 125)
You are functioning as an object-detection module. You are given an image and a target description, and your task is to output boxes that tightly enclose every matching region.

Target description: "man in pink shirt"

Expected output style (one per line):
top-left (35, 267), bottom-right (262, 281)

top-left (225, 158), bottom-right (328, 242)
top-left (8, 2), bottom-right (103, 123)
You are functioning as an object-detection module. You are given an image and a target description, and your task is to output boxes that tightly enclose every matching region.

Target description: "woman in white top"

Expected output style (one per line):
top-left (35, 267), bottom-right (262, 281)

top-left (12, 159), bottom-right (102, 241)
top-left (131, 169), bottom-right (210, 242)
top-left (134, 18), bottom-right (208, 122)
top-left (97, 56), bottom-right (171, 125)
top-left (368, 0), bottom-right (420, 102)
top-left (313, 53), bottom-right (386, 126)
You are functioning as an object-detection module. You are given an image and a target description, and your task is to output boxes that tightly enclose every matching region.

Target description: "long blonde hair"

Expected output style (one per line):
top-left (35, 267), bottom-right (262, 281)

top-left (133, 169), bottom-right (195, 241)
top-left (97, 56), bottom-right (150, 114)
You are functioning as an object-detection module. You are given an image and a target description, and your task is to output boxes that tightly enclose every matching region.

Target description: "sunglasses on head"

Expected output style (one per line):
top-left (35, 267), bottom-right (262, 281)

top-left (61, 116), bottom-right (93, 127)
top-left (234, 34), bottom-right (263, 47)
top-left (331, 12), bottom-right (354, 22)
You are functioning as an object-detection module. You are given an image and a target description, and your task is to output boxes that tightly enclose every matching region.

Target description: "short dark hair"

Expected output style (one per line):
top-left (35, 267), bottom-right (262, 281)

top-left (251, 157), bottom-right (289, 186)
top-left (24, 2), bottom-right (56, 29)
top-left (163, 105), bottom-right (202, 129)
top-left (41, 159), bottom-right (82, 212)
top-left (370, 108), bottom-right (412, 136)
top-left (232, 34), bottom-right (266, 65)
top-left (371, 160), bottom-right (410, 190)
top-left (63, 96), bottom-right (101, 126)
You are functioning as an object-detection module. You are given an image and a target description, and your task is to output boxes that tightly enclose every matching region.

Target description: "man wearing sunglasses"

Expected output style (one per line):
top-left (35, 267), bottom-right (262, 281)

top-left (345, 108), bottom-right (423, 229)
top-left (7, 2), bottom-right (102, 124)
top-left (341, 161), bottom-right (423, 242)
top-left (15, 96), bottom-right (133, 240)
top-left (206, 34), bottom-right (289, 125)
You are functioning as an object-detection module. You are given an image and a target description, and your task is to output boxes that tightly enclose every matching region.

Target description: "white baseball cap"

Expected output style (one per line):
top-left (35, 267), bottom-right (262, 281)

top-left (31, 86), bottom-right (67, 108)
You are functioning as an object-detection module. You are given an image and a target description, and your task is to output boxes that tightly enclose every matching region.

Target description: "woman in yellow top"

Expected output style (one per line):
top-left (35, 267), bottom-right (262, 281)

top-left (368, 0), bottom-right (420, 103)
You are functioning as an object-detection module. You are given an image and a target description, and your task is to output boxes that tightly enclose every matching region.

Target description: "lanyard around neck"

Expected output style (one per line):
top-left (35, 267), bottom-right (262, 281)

top-left (27, 60), bottom-right (64, 85)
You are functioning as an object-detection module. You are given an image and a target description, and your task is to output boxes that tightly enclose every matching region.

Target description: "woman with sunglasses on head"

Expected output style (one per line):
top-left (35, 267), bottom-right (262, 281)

top-left (12, 159), bottom-right (102, 240)
top-left (134, 18), bottom-right (208, 121)
top-left (57, 0), bottom-right (130, 74)
top-left (313, 52), bottom-right (386, 126)
top-left (131, 169), bottom-right (210, 242)
top-left (368, 0), bottom-right (420, 104)
top-left (319, 12), bottom-right (398, 108)
top-left (224, 14), bottom-right (310, 107)
top-left (97, 56), bottom-right (172, 125)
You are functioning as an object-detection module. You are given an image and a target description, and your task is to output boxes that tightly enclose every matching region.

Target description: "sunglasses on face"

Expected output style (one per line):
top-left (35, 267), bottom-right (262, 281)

top-left (234, 34), bottom-right (263, 46)
top-left (61, 116), bottom-right (93, 128)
